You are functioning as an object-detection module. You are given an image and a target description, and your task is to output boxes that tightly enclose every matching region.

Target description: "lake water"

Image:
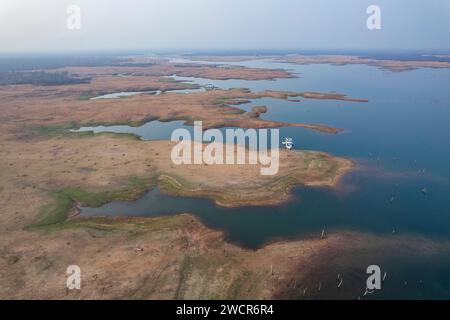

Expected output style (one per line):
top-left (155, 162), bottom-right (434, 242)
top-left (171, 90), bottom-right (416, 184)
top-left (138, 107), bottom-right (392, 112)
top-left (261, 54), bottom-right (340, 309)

top-left (79, 58), bottom-right (450, 299)
top-left (72, 120), bottom-right (191, 140)
top-left (90, 91), bottom-right (160, 100)
top-left (89, 86), bottom-right (206, 99)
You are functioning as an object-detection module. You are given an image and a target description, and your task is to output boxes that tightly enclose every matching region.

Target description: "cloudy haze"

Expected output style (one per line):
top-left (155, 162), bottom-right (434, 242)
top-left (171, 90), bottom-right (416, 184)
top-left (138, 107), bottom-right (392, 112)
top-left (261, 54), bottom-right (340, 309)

top-left (1, 0), bottom-right (449, 52)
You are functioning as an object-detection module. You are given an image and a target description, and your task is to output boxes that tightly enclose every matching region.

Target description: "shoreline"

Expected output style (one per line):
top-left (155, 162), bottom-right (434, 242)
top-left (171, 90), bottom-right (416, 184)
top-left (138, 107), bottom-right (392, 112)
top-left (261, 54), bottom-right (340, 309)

top-left (0, 53), bottom-right (409, 300)
top-left (5, 209), bottom-right (449, 299)
top-left (157, 155), bottom-right (354, 208)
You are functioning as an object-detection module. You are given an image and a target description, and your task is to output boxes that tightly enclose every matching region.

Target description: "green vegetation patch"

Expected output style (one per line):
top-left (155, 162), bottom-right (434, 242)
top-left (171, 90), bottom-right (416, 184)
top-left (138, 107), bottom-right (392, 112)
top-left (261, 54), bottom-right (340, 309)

top-left (32, 122), bottom-right (79, 137)
top-left (78, 93), bottom-right (95, 101)
top-left (31, 176), bottom-right (152, 229)
top-left (30, 121), bottom-right (143, 140)
top-left (157, 174), bottom-right (237, 206)
top-left (224, 108), bottom-right (246, 115)
top-left (46, 213), bottom-right (191, 233)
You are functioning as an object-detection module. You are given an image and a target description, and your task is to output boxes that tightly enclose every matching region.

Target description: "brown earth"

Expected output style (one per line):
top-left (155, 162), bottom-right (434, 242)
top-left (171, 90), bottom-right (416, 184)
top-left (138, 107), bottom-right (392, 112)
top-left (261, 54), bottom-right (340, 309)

top-left (58, 61), bottom-right (295, 81)
top-left (1, 57), bottom-right (368, 135)
top-left (0, 57), bottom-right (372, 300)
top-left (1, 208), bottom-right (448, 299)
top-left (184, 54), bottom-right (450, 72)
top-left (0, 129), bottom-right (353, 299)
top-left (1, 84), bottom-right (366, 135)
top-left (276, 55), bottom-right (450, 72)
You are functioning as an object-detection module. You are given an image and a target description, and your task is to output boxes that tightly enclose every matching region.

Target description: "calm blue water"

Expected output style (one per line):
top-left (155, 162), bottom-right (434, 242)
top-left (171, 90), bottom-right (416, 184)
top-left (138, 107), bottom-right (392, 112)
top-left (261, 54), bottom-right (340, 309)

top-left (80, 59), bottom-right (450, 299)
top-left (73, 120), bottom-right (191, 140)
top-left (90, 91), bottom-right (160, 99)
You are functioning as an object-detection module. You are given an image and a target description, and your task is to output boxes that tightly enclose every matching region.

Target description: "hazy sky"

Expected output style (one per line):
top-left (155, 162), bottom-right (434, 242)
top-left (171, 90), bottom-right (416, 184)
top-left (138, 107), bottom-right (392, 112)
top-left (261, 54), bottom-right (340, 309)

top-left (1, 0), bottom-right (450, 52)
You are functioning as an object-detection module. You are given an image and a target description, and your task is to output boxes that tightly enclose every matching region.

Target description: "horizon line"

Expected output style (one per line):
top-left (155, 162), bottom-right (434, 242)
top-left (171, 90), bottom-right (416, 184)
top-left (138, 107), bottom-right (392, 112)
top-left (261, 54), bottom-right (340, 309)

top-left (1, 47), bottom-right (450, 56)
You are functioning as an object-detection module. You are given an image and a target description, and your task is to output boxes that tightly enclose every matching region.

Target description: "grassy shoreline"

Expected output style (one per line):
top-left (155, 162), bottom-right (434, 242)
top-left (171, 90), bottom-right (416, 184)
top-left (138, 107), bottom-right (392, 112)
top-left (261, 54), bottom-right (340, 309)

top-left (30, 176), bottom-right (153, 230)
